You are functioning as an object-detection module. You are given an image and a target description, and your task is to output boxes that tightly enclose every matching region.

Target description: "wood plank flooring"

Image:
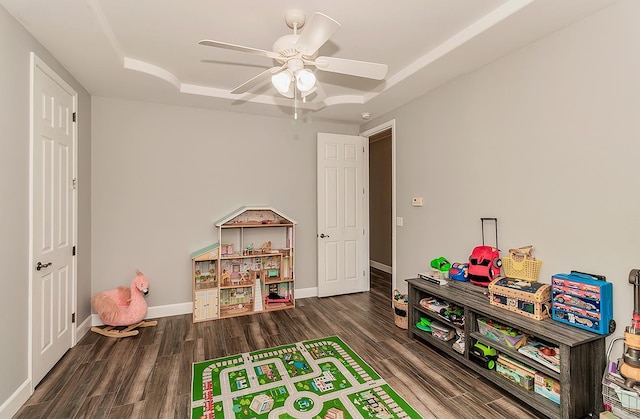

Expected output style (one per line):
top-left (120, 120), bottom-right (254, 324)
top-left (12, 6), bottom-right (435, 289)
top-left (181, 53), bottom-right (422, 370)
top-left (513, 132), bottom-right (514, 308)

top-left (14, 270), bottom-right (544, 418)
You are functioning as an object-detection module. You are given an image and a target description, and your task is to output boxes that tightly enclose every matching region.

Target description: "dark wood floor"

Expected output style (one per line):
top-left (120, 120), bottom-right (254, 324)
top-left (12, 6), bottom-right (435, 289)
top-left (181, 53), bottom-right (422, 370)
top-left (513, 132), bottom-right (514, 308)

top-left (14, 270), bottom-right (544, 418)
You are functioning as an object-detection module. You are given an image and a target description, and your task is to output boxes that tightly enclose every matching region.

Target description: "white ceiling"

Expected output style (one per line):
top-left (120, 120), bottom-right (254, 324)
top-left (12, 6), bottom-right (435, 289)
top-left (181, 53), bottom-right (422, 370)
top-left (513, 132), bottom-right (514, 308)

top-left (1, 0), bottom-right (617, 123)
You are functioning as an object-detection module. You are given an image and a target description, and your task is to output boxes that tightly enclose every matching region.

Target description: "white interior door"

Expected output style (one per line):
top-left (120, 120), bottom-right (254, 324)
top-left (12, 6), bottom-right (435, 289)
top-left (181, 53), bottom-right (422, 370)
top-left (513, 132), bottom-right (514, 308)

top-left (31, 53), bottom-right (77, 386)
top-left (317, 133), bottom-right (369, 297)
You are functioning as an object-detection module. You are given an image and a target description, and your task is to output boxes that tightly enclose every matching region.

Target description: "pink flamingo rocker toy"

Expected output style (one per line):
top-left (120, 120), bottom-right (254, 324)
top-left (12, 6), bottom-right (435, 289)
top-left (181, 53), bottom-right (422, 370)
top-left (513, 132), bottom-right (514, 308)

top-left (90, 270), bottom-right (157, 338)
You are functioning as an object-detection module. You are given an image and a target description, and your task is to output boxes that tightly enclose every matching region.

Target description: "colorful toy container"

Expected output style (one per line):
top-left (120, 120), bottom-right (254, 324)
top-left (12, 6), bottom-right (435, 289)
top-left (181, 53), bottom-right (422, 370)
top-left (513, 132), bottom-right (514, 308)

top-left (535, 372), bottom-right (560, 404)
top-left (551, 271), bottom-right (615, 335)
top-left (496, 354), bottom-right (535, 390)
top-left (488, 277), bottom-right (551, 320)
top-left (476, 318), bottom-right (527, 349)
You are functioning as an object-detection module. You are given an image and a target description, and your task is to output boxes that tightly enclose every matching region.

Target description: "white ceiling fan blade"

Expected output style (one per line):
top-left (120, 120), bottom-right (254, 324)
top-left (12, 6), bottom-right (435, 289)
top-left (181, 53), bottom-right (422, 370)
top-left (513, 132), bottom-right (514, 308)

top-left (295, 13), bottom-right (341, 56)
top-left (231, 66), bottom-right (282, 94)
top-left (315, 56), bottom-right (388, 80)
top-left (199, 40), bottom-right (280, 59)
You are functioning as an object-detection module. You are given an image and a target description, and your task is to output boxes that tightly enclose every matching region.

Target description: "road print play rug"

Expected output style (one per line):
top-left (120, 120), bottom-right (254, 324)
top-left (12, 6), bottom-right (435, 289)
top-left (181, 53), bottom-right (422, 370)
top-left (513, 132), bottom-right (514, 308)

top-left (191, 335), bottom-right (420, 418)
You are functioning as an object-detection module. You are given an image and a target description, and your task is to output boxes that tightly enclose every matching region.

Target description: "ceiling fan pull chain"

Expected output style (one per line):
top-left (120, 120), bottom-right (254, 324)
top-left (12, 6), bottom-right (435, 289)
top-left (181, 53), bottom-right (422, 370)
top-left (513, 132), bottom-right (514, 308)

top-left (294, 85), bottom-right (298, 120)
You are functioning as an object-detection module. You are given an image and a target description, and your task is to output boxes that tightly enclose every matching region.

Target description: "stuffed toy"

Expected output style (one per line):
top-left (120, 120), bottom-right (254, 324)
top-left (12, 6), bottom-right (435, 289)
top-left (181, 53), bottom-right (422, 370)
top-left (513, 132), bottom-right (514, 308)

top-left (90, 270), bottom-right (157, 338)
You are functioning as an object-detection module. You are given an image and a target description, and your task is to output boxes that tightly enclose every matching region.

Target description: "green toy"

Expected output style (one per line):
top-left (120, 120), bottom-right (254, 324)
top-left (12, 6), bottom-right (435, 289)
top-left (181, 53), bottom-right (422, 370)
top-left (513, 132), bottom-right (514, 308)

top-left (430, 257), bottom-right (451, 272)
top-left (416, 317), bottom-right (432, 332)
top-left (470, 341), bottom-right (497, 370)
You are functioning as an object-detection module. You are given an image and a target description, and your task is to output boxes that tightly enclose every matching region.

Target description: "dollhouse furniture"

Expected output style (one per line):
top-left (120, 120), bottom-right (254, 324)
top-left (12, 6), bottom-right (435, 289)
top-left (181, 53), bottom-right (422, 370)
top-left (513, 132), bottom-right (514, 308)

top-left (191, 243), bottom-right (220, 322)
top-left (191, 206), bottom-right (296, 322)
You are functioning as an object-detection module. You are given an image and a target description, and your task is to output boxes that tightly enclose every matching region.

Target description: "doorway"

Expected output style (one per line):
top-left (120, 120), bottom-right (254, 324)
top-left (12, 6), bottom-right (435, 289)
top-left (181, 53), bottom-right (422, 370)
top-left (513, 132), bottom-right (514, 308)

top-left (361, 121), bottom-right (396, 293)
top-left (316, 132), bottom-right (368, 297)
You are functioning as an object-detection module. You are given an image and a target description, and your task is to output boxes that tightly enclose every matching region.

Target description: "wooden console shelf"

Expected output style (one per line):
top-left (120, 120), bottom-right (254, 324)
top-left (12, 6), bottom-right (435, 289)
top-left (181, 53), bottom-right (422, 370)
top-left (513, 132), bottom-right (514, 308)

top-left (406, 278), bottom-right (606, 419)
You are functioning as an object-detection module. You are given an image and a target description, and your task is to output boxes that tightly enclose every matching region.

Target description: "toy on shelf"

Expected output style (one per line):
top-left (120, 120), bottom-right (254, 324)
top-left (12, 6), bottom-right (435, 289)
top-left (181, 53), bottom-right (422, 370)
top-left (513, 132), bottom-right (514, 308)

top-left (502, 245), bottom-right (542, 282)
top-left (439, 305), bottom-right (465, 327)
top-left (431, 321), bottom-right (456, 341)
top-left (452, 329), bottom-right (465, 354)
top-left (449, 262), bottom-right (468, 282)
top-left (90, 270), bottom-right (157, 338)
top-left (477, 317), bottom-right (527, 349)
top-left (415, 317), bottom-right (432, 332)
top-left (419, 296), bottom-right (449, 313)
top-left (417, 272), bottom-right (447, 286)
top-left (470, 341), bottom-right (497, 370)
top-left (430, 257), bottom-right (451, 278)
top-left (551, 270), bottom-right (615, 334)
top-left (468, 217), bottom-right (502, 287)
top-left (489, 277), bottom-right (551, 320)
top-left (518, 340), bottom-right (560, 373)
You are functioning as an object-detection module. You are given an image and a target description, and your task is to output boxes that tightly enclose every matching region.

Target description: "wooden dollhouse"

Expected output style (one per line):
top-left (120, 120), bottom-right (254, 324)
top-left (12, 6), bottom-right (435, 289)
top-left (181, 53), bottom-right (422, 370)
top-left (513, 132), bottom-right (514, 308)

top-left (191, 206), bottom-right (296, 322)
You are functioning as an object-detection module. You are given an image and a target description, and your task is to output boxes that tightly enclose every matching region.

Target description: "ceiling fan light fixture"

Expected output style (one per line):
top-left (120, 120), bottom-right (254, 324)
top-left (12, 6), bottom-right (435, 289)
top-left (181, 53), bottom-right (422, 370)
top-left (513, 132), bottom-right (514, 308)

top-left (271, 70), bottom-right (293, 94)
top-left (295, 69), bottom-right (316, 92)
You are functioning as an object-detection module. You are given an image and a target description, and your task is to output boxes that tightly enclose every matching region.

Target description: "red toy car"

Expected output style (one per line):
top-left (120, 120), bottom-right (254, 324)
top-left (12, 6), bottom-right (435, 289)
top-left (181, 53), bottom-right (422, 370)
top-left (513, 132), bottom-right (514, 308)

top-left (468, 245), bottom-right (502, 286)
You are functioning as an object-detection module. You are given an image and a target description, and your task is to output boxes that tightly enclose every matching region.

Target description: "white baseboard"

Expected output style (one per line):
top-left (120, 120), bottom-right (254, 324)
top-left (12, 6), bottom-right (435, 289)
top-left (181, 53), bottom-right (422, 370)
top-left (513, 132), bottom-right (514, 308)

top-left (88, 292), bottom-right (324, 326)
top-left (370, 261), bottom-right (391, 274)
top-left (295, 287), bottom-right (317, 299)
top-left (90, 302), bottom-right (193, 326)
top-left (147, 302), bottom-right (193, 319)
top-left (0, 378), bottom-right (31, 419)
top-left (76, 314), bottom-right (92, 342)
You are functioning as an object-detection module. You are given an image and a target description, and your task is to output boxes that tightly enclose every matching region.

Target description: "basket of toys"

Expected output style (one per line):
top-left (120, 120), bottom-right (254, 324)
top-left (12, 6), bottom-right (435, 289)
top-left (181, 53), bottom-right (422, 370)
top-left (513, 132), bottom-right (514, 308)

top-left (393, 290), bottom-right (408, 329)
top-left (502, 245), bottom-right (542, 282)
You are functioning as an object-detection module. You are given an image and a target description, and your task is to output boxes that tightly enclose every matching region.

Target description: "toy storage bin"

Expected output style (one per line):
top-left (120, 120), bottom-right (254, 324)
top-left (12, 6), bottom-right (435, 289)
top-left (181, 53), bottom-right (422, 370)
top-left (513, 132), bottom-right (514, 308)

top-left (477, 318), bottom-right (527, 349)
top-left (535, 372), bottom-right (560, 404)
top-left (393, 289), bottom-right (408, 329)
top-left (551, 271), bottom-right (614, 335)
top-left (496, 354), bottom-right (535, 390)
top-left (430, 321), bottom-right (455, 341)
top-left (488, 277), bottom-right (551, 320)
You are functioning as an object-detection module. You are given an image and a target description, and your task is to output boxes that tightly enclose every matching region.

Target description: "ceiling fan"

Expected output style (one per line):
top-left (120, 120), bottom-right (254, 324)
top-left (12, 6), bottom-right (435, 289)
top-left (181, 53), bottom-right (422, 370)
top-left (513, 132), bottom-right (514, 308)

top-left (198, 10), bottom-right (388, 100)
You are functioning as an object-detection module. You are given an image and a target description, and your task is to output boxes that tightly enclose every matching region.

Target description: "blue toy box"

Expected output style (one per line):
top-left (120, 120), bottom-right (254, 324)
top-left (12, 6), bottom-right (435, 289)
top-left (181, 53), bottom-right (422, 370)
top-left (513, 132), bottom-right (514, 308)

top-left (551, 271), bottom-right (615, 335)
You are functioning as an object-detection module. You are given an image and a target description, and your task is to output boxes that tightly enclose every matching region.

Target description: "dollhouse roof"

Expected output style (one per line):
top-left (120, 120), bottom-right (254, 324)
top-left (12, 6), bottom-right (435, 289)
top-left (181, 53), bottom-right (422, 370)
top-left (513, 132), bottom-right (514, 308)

top-left (214, 206), bottom-right (297, 227)
top-left (190, 242), bottom-right (219, 259)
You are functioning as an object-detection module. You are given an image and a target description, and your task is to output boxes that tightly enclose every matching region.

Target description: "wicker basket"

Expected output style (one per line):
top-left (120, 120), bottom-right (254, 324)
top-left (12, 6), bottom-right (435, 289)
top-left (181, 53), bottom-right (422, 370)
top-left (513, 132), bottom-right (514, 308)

top-left (393, 289), bottom-right (408, 329)
top-left (502, 245), bottom-right (542, 282)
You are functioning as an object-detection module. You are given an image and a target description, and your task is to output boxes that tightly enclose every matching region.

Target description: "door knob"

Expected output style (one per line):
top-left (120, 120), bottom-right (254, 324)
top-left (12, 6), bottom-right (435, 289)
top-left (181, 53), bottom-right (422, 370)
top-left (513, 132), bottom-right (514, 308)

top-left (36, 261), bottom-right (52, 271)
top-left (319, 233), bottom-right (330, 238)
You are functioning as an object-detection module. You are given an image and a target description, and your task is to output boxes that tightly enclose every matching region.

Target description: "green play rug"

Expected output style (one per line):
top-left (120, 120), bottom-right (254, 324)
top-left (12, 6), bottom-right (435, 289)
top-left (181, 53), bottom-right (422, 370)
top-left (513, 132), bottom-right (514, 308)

top-left (191, 335), bottom-right (420, 418)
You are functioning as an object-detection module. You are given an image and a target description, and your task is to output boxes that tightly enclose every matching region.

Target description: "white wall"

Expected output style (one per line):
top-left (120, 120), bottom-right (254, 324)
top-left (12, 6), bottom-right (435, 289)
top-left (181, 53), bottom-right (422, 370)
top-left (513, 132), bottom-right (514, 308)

top-left (363, 0), bottom-right (639, 343)
top-left (0, 4), bottom-right (92, 415)
top-left (91, 97), bottom-right (357, 307)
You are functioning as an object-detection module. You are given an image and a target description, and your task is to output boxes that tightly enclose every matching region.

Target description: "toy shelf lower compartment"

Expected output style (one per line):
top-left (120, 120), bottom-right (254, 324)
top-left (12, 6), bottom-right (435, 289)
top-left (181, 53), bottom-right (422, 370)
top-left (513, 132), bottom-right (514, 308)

top-left (470, 331), bottom-right (561, 380)
top-left (409, 323), bottom-right (462, 357)
top-left (465, 357), bottom-right (560, 418)
top-left (411, 305), bottom-right (461, 352)
top-left (411, 309), bottom-right (559, 417)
